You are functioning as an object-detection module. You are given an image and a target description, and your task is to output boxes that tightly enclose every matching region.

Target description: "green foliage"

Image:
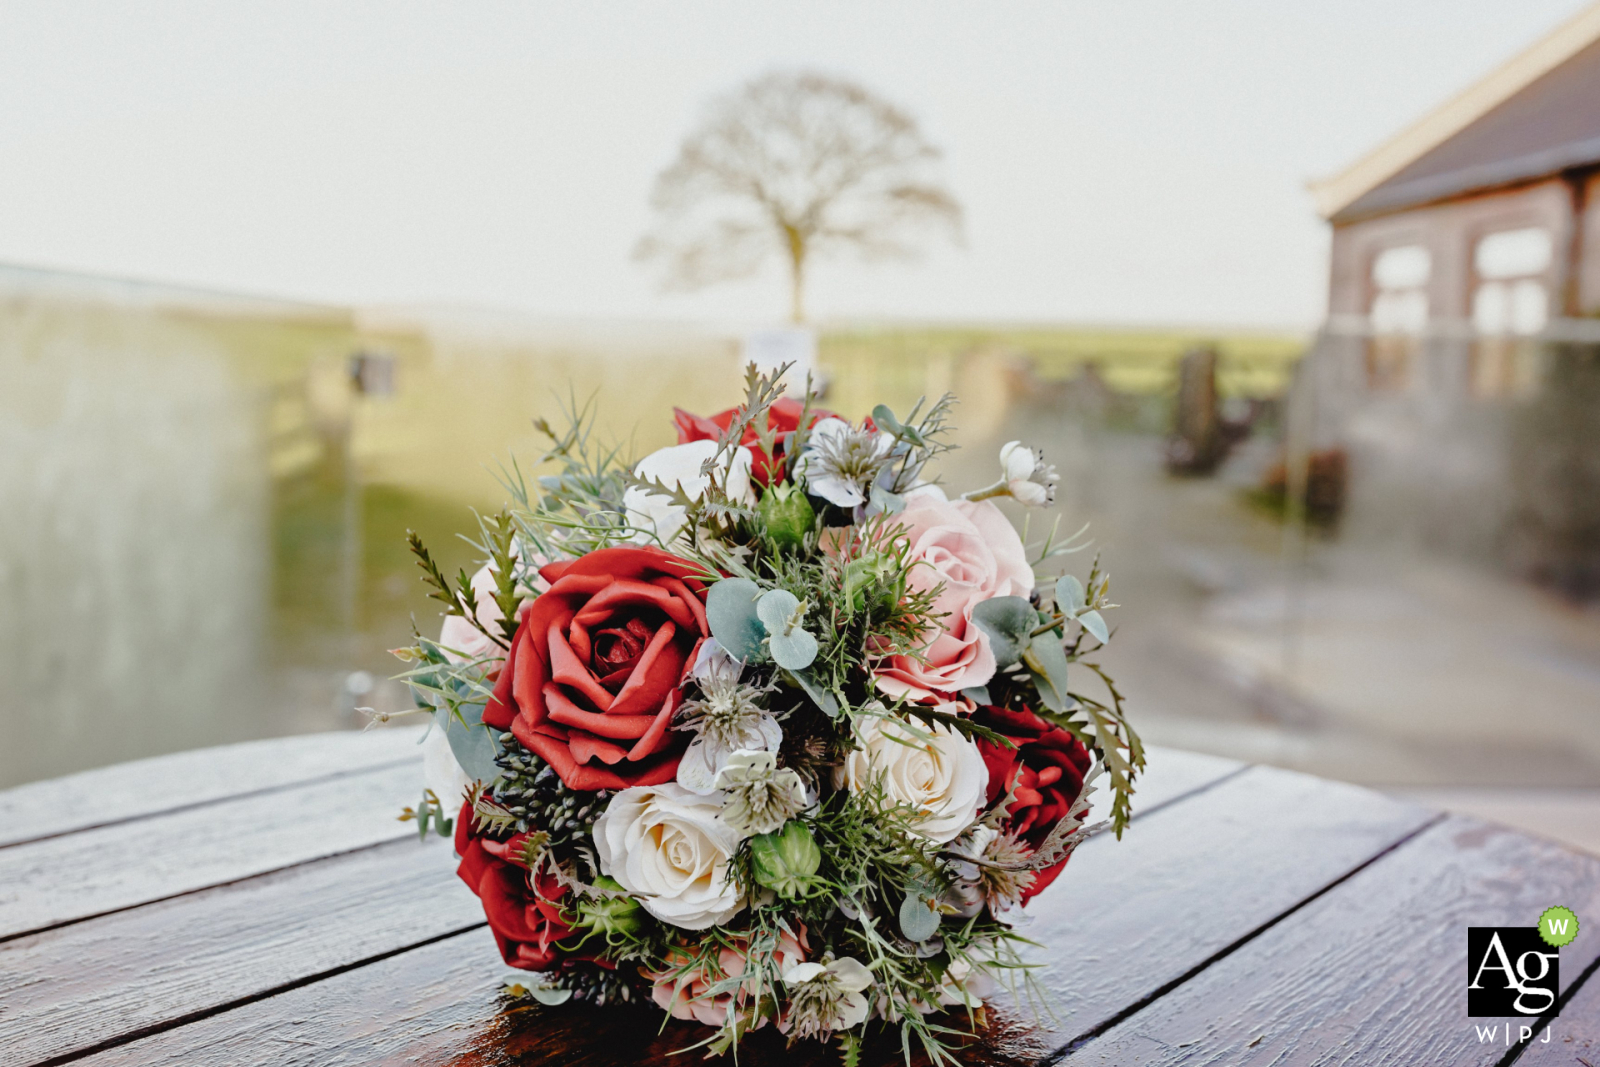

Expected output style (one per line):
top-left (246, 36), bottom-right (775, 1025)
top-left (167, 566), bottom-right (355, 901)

top-left (397, 788), bottom-right (454, 840)
top-left (970, 596), bottom-right (1034, 669)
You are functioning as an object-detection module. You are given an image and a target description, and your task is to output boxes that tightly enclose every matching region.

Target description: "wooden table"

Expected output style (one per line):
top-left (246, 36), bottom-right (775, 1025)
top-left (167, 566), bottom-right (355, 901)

top-left (2, 728), bottom-right (1597, 1067)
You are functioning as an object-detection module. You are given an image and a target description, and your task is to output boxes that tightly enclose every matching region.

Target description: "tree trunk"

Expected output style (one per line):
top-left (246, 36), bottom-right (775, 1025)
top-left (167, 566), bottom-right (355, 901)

top-left (785, 226), bottom-right (806, 324)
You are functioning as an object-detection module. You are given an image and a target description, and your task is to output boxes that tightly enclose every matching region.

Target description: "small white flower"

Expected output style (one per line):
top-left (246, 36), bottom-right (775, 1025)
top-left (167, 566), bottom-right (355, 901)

top-left (674, 671), bottom-right (783, 795)
top-left (997, 440), bottom-right (1057, 508)
top-left (843, 714), bottom-right (988, 844)
top-left (782, 956), bottom-right (874, 1037)
top-left (688, 637), bottom-right (742, 686)
top-left (713, 749), bottom-right (809, 836)
top-left (796, 418), bottom-right (895, 508)
top-left (625, 440), bottom-right (754, 544)
top-left (592, 783), bottom-right (745, 930)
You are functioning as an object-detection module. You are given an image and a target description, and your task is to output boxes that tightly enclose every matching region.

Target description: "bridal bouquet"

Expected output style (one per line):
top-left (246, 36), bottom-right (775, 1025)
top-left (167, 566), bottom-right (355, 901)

top-left (393, 364), bottom-right (1142, 1062)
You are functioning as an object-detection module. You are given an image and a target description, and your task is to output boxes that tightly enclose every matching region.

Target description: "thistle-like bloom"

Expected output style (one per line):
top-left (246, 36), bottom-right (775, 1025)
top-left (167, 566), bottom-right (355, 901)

top-left (796, 417), bottom-right (894, 508)
top-left (675, 663), bottom-right (783, 795)
top-left (713, 750), bottom-right (808, 836)
top-left (967, 826), bottom-right (1038, 916)
top-left (782, 955), bottom-right (874, 1038)
top-left (998, 440), bottom-right (1058, 507)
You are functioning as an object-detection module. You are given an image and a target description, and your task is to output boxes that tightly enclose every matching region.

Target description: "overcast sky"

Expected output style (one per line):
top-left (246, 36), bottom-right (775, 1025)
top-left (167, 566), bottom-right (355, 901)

top-left (0, 1), bottom-right (1589, 328)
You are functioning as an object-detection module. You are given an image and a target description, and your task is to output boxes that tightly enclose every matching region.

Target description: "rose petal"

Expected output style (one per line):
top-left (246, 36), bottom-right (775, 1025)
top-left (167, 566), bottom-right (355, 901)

top-left (608, 621), bottom-right (681, 716)
top-left (542, 683), bottom-right (659, 739)
top-left (546, 621), bottom-right (616, 712)
top-left (626, 688), bottom-right (681, 761)
top-left (568, 731), bottom-right (632, 766)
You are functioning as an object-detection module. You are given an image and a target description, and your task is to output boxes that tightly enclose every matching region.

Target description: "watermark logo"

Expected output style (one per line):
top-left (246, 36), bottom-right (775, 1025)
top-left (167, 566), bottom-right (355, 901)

top-left (1466, 927), bottom-right (1558, 1017)
top-left (1538, 905), bottom-right (1579, 949)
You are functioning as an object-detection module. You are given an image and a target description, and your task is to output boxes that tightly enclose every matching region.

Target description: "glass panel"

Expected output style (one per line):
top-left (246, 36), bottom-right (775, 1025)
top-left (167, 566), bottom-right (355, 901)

top-left (1473, 280), bottom-right (1509, 335)
top-left (1371, 288), bottom-right (1428, 334)
top-left (1371, 244), bottom-right (1431, 289)
top-left (1474, 227), bottom-right (1553, 280)
top-left (1509, 278), bottom-right (1548, 335)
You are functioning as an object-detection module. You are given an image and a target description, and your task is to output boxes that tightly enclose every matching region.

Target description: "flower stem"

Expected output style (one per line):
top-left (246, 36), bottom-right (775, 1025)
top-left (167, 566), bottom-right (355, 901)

top-left (961, 481), bottom-right (1012, 502)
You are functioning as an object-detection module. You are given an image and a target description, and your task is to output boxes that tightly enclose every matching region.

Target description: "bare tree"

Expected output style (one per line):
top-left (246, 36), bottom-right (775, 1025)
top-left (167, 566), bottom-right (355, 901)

top-left (636, 71), bottom-right (962, 323)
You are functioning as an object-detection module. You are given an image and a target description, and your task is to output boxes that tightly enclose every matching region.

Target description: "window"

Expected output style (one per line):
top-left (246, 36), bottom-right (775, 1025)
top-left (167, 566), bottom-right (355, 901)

top-left (1471, 227), bottom-right (1550, 397)
top-left (1367, 244), bottom-right (1430, 391)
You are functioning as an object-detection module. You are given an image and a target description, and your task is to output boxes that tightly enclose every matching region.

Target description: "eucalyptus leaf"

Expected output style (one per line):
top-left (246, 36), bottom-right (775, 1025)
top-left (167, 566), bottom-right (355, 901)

top-left (970, 596), bottom-right (1036, 670)
top-left (706, 577), bottom-right (765, 661)
top-left (769, 628), bottom-right (818, 671)
top-left (1079, 609), bottom-right (1110, 645)
top-left (757, 589), bottom-right (818, 669)
top-left (755, 588), bottom-right (801, 630)
top-left (790, 668), bottom-right (841, 718)
top-left (1022, 631), bottom-right (1074, 713)
top-left (1056, 574), bottom-right (1085, 613)
top-left (899, 890), bottom-right (941, 943)
top-left (438, 703), bottom-right (503, 785)
top-left (960, 685), bottom-right (992, 706)
top-left (867, 483), bottom-right (906, 516)
top-left (871, 404), bottom-right (903, 434)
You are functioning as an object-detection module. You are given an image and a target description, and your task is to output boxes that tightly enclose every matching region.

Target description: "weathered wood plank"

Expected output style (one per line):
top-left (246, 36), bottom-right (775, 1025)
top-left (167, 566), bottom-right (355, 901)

top-left (0, 835), bottom-right (482, 1067)
top-left (70, 928), bottom-right (1022, 1067)
top-left (0, 725), bottom-right (426, 848)
top-left (988, 764), bottom-right (1437, 1056)
top-left (1515, 959), bottom-right (1600, 1065)
top-left (3, 746), bottom-right (1237, 1066)
top-left (1105, 746), bottom-right (1244, 821)
top-left (54, 749), bottom-right (1245, 1067)
top-left (1064, 817), bottom-right (1600, 1067)
top-left (0, 760), bottom-right (424, 940)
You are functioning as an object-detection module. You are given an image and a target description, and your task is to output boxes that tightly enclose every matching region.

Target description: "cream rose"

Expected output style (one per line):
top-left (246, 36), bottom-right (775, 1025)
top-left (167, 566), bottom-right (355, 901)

top-left (593, 782), bottom-right (745, 929)
top-left (843, 715), bottom-right (987, 843)
top-left (874, 497), bottom-right (1034, 703)
top-left (624, 440), bottom-right (755, 545)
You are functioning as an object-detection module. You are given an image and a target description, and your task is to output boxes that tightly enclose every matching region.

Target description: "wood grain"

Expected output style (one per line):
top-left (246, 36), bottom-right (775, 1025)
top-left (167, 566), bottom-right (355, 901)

top-left (51, 749), bottom-right (1244, 1067)
top-left (70, 928), bottom-right (1038, 1067)
top-left (0, 725), bottom-right (426, 848)
top-left (1064, 817), bottom-right (1600, 1067)
top-left (1513, 958), bottom-right (1600, 1066)
top-left (1006, 764), bottom-right (1436, 1050)
top-left (0, 760), bottom-right (424, 940)
top-left (0, 835), bottom-right (483, 1067)
top-left (1103, 746), bottom-right (1244, 821)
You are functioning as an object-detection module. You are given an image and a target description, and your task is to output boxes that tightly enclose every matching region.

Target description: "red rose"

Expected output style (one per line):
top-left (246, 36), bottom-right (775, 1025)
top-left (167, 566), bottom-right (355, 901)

top-left (972, 704), bottom-right (1092, 903)
top-left (485, 546), bottom-right (710, 791)
top-left (673, 397), bottom-right (834, 486)
top-left (455, 805), bottom-right (577, 970)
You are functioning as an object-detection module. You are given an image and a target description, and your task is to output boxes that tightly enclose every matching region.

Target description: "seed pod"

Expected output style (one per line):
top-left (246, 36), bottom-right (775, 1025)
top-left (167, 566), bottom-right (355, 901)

top-left (749, 820), bottom-right (823, 899)
top-left (758, 481), bottom-right (815, 551)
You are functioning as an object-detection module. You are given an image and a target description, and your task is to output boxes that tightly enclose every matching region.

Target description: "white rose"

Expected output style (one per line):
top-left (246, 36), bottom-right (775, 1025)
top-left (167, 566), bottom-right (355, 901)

top-left (593, 782), bottom-right (745, 929)
top-left (625, 440), bottom-right (754, 544)
top-left (421, 723), bottom-right (474, 809)
top-left (844, 715), bottom-right (988, 844)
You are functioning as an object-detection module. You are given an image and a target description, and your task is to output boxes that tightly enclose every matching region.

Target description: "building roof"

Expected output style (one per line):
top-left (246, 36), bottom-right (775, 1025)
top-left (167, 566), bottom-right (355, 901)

top-left (1311, 2), bottom-right (1600, 223)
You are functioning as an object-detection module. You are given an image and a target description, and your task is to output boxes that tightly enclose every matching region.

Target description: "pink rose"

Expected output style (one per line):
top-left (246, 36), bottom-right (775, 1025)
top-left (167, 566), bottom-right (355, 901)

top-left (647, 928), bottom-right (807, 1028)
top-left (875, 497), bottom-right (1034, 703)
